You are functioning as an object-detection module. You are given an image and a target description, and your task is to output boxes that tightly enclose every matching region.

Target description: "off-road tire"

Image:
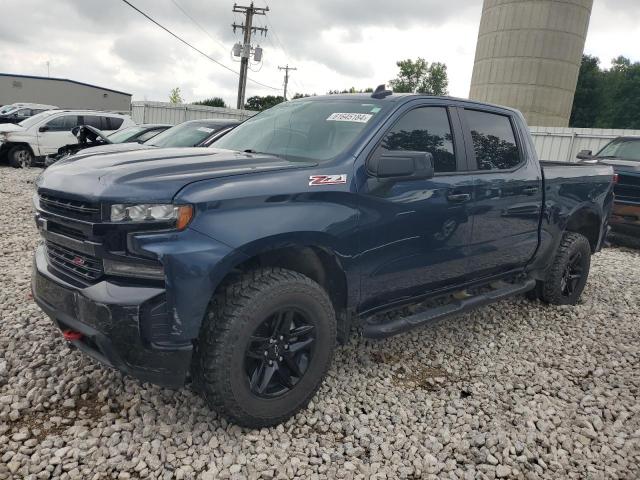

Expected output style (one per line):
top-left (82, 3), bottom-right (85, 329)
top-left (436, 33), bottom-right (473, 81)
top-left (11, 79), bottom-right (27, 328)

top-left (193, 268), bottom-right (336, 428)
top-left (8, 146), bottom-right (33, 168)
top-left (539, 232), bottom-right (591, 305)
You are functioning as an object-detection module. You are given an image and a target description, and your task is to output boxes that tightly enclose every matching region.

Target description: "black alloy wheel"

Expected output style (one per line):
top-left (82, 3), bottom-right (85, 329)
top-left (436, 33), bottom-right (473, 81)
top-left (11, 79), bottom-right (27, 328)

top-left (245, 308), bottom-right (316, 398)
top-left (560, 251), bottom-right (584, 297)
top-left (538, 232), bottom-right (591, 305)
top-left (194, 268), bottom-right (336, 427)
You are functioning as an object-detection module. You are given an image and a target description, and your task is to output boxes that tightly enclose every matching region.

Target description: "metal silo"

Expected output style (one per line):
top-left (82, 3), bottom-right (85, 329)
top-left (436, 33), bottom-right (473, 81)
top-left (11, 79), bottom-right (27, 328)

top-left (469, 0), bottom-right (593, 127)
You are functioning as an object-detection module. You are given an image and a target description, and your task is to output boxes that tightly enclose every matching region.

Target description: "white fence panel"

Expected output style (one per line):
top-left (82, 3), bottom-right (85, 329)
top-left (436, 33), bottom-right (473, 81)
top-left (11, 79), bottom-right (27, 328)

top-left (131, 101), bottom-right (257, 125)
top-left (530, 126), bottom-right (640, 162)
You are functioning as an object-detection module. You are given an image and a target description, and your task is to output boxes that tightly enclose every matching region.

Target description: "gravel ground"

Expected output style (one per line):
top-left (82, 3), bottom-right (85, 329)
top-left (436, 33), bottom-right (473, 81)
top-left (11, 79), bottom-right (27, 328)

top-left (0, 166), bottom-right (639, 480)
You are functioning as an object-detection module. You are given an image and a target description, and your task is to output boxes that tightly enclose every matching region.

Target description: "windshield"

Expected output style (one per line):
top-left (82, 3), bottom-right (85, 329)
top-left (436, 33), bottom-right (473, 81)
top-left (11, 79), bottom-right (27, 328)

top-left (213, 99), bottom-right (388, 162)
top-left (108, 126), bottom-right (145, 143)
top-left (0, 105), bottom-right (17, 115)
top-left (18, 110), bottom-right (59, 129)
top-left (596, 138), bottom-right (640, 161)
top-left (145, 122), bottom-right (220, 147)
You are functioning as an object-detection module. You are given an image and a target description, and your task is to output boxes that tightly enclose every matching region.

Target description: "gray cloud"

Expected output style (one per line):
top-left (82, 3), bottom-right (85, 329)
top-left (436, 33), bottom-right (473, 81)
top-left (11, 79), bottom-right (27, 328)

top-left (0, 0), bottom-right (637, 105)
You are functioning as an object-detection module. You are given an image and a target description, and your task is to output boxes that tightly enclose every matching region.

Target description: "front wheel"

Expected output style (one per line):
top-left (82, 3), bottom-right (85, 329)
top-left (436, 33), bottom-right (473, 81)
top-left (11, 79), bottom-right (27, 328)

top-left (193, 268), bottom-right (336, 428)
top-left (539, 232), bottom-right (592, 305)
top-left (8, 146), bottom-right (33, 168)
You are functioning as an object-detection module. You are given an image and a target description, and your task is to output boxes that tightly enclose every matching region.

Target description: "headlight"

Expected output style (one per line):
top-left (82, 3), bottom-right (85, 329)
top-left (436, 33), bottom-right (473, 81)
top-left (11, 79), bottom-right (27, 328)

top-left (0, 133), bottom-right (6, 143)
top-left (110, 203), bottom-right (193, 230)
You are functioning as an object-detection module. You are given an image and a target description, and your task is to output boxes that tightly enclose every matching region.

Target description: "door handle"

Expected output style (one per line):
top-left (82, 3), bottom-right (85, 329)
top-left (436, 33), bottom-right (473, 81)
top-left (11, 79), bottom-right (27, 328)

top-left (522, 186), bottom-right (539, 195)
top-left (447, 192), bottom-right (471, 203)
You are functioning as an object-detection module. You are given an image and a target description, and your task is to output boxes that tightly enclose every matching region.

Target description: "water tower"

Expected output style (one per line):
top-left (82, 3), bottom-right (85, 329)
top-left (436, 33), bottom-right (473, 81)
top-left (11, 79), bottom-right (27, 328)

top-left (469, 0), bottom-right (593, 127)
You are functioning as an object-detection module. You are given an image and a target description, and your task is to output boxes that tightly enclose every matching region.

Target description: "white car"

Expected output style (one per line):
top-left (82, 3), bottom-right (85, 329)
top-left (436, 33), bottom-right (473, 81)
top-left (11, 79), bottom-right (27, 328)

top-left (0, 110), bottom-right (135, 168)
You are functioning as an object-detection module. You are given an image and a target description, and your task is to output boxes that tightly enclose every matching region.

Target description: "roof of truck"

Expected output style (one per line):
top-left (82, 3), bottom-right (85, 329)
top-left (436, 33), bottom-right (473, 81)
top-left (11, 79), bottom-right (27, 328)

top-left (294, 92), bottom-right (521, 114)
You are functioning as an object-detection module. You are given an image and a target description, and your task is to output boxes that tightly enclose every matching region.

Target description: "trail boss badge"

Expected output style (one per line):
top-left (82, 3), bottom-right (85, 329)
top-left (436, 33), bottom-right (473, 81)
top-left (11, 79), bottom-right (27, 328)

top-left (309, 174), bottom-right (348, 186)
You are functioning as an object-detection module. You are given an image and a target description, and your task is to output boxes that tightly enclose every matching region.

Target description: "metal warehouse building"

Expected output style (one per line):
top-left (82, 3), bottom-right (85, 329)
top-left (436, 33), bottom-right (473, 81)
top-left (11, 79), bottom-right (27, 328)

top-left (0, 73), bottom-right (131, 112)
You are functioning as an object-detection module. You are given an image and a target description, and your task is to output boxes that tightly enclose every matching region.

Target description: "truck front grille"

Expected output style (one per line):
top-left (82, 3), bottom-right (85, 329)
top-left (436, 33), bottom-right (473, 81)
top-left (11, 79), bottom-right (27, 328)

top-left (46, 242), bottom-right (104, 282)
top-left (39, 194), bottom-right (101, 221)
top-left (615, 174), bottom-right (640, 204)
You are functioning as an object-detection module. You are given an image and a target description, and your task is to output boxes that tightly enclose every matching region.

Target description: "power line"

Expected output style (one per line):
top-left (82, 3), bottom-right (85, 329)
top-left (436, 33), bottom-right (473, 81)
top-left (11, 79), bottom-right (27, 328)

top-left (170, 0), bottom-right (227, 51)
top-left (258, 0), bottom-right (308, 93)
top-left (120, 0), bottom-right (279, 91)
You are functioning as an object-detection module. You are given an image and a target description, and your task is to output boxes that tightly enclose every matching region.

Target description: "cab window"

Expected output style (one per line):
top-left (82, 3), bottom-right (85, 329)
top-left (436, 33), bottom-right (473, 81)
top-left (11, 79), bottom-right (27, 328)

top-left (377, 107), bottom-right (457, 173)
top-left (465, 110), bottom-right (521, 170)
top-left (46, 115), bottom-right (80, 132)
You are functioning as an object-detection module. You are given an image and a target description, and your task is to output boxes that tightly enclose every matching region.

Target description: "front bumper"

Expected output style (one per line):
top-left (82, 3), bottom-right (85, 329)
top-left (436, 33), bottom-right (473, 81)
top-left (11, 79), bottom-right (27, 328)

top-left (610, 202), bottom-right (640, 236)
top-left (32, 245), bottom-right (193, 388)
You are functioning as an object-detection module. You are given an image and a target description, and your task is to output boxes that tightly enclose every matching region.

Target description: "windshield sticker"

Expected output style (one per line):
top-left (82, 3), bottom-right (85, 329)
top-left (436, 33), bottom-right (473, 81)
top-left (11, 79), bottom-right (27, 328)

top-left (371, 107), bottom-right (381, 113)
top-left (309, 174), bottom-right (347, 186)
top-left (197, 127), bottom-right (214, 133)
top-left (326, 113), bottom-right (372, 123)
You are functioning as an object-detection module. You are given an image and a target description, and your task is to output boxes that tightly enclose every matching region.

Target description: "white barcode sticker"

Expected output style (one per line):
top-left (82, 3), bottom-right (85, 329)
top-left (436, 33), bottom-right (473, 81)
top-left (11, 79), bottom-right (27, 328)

top-left (326, 113), bottom-right (373, 123)
top-left (197, 127), bottom-right (214, 133)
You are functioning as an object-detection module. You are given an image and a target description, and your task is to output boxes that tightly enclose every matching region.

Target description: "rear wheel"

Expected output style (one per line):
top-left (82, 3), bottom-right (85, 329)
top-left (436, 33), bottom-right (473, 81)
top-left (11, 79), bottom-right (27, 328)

top-left (193, 268), bottom-right (336, 427)
top-left (539, 232), bottom-right (591, 305)
top-left (8, 146), bottom-right (33, 168)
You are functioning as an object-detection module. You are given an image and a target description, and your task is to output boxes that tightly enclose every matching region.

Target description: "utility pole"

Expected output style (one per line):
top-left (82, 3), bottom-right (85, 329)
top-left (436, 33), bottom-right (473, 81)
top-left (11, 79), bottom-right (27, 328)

top-left (278, 64), bottom-right (297, 100)
top-left (232, 2), bottom-right (268, 109)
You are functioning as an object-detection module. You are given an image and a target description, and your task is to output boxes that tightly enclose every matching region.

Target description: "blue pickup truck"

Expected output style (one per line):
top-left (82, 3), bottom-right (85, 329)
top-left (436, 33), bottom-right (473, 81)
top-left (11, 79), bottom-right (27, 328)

top-left (32, 88), bottom-right (614, 427)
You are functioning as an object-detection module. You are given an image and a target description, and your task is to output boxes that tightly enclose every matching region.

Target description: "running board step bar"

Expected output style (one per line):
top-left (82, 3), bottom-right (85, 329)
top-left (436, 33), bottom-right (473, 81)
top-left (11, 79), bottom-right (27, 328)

top-left (362, 279), bottom-right (537, 339)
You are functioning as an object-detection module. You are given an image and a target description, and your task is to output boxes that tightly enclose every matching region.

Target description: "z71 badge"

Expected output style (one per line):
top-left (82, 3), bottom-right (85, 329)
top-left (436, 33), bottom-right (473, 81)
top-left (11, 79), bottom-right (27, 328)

top-left (309, 174), bottom-right (348, 186)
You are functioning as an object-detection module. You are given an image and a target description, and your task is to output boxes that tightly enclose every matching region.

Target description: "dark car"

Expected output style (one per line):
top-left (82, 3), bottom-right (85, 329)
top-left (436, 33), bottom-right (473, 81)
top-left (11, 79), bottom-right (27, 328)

top-left (578, 137), bottom-right (640, 235)
top-left (48, 119), bottom-right (240, 165)
top-left (0, 103), bottom-right (58, 124)
top-left (32, 89), bottom-right (614, 427)
top-left (45, 124), bottom-right (172, 165)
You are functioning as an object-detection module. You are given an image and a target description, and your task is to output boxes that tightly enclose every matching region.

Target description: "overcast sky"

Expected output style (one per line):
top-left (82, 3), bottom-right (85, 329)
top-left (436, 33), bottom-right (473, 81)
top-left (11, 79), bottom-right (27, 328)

top-left (1, 0), bottom-right (639, 107)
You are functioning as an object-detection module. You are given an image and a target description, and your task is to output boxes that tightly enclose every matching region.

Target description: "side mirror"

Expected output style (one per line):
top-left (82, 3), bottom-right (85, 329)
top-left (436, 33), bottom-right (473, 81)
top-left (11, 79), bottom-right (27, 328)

top-left (38, 125), bottom-right (49, 133)
top-left (368, 150), bottom-right (434, 180)
top-left (576, 149), bottom-right (593, 160)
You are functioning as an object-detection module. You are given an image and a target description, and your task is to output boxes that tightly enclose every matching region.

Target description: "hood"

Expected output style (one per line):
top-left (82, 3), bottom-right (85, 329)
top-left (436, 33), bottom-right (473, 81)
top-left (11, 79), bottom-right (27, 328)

top-left (38, 148), bottom-right (316, 203)
top-left (0, 123), bottom-right (25, 133)
top-left (64, 142), bottom-right (152, 160)
top-left (591, 158), bottom-right (640, 174)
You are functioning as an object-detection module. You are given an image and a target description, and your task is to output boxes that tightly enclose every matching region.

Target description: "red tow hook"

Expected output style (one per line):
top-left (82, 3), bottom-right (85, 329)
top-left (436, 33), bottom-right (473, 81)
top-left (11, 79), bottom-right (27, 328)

top-left (63, 330), bottom-right (83, 341)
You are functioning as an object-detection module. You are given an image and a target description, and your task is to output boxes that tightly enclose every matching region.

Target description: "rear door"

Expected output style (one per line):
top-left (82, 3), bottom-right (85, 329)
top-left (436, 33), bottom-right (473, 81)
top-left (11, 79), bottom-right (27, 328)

top-left (357, 102), bottom-right (475, 310)
top-left (461, 108), bottom-right (543, 277)
top-left (37, 114), bottom-right (83, 155)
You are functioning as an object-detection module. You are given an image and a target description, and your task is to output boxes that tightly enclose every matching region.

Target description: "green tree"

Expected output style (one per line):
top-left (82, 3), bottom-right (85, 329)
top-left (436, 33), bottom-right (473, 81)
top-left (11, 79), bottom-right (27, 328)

top-left (569, 55), bottom-right (603, 128)
top-left (193, 97), bottom-right (227, 108)
top-left (169, 87), bottom-right (183, 104)
top-left (327, 87), bottom-right (374, 94)
top-left (244, 95), bottom-right (285, 111)
top-left (389, 58), bottom-right (449, 95)
top-left (570, 55), bottom-right (640, 129)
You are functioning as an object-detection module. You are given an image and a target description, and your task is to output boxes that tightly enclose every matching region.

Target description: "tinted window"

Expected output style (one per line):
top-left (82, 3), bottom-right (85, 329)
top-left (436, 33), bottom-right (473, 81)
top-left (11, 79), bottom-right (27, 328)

top-left (16, 109), bottom-right (30, 116)
top-left (107, 126), bottom-right (145, 143)
top-left (465, 110), bottom-right (520, 170)
top-left (107, 117), bottom-right (124, 130)
top-left (135, 128), bottom-right (164, 142)
top-left (597, 138), bottom-right (640, 161)
top-left (146, 122), bottom-right (222, 147)
top-left (378, 107), bottom-right (456, 173)
top-left (46, 115), bottom-right (79, 132)
top-left (83, 115), bottom-right (104, 129)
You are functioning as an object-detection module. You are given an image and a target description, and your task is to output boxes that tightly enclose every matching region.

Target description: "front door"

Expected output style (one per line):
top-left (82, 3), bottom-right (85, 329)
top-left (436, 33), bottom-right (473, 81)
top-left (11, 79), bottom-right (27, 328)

top-left (357, 105), bottom-right (474, 311)
top-left (37, 114), bottom-right (81, 156)
top-left (462, 108), bottom-right (543, 277)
